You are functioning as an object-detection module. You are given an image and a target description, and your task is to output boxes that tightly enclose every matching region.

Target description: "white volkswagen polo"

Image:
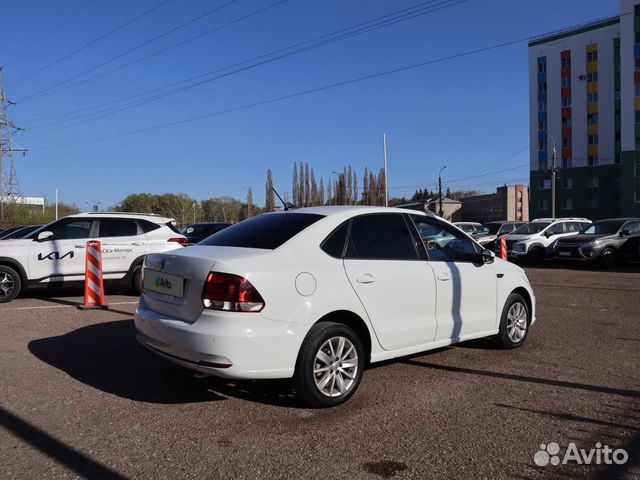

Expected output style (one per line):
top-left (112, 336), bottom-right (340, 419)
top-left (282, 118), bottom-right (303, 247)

top-left (135, 206), bottom-right (536, 407)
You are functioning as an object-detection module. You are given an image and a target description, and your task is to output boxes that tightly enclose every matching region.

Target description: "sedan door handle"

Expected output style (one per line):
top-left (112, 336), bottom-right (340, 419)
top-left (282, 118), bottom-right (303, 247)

top-left (437, 272), bottom-right (451, 281)
top-left (74, 245), bottom-right (85, 249)
top-left (357, 274), bottom-right (376, 284)
top-left (132, 242), bottom-right (145, 246)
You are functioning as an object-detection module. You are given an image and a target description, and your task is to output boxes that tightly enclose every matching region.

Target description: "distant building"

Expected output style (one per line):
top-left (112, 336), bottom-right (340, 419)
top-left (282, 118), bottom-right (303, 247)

top-left (397, 196), bottom-right (462, 221)
top-left (529, 0), bottom-right (640, 220)
top-left (0, 195), bottom-right (45, 212)
top-left (458, 185), bottom-right (529, 222)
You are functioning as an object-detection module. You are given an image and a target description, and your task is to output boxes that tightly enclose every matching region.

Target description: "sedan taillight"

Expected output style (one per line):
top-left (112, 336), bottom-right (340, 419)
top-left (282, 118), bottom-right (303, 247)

top-left (168, 237), bottom-right (189, 246)
top-left (202, 272), bottom-right (265, 312)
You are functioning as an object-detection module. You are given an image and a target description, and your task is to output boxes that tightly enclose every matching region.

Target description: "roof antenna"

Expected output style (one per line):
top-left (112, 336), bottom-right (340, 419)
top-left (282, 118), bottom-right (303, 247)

top-left (272, 187), bottom-right (297, 211)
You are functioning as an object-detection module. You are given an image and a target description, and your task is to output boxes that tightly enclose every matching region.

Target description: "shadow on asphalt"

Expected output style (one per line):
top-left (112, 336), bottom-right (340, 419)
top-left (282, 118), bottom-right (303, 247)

top-left (27, 319), bottom-right (303, 407)
top-left (0, 406), bottom-right (128, 480)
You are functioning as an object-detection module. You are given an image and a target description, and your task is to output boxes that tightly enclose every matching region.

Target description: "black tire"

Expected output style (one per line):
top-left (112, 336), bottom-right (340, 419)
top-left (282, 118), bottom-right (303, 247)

top-left (132, 266), bottom-right (143, 294)
top-left (496, 293), bottom-right (530, 349)
top-left (528, 246), bottom-right (544, 264)
top-left (294, 322), bottom-right (365, 408)
top-left (0, 265), bottom-right (22, 303)
top-left (600, 248), bottom-right (617, 268)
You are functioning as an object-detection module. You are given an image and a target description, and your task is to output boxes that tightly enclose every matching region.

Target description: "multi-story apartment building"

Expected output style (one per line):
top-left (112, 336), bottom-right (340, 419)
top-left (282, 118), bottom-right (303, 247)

top-left (458, 185), bottom-right (529, 222)
top-left (529, 0), bottom-right (640, 219)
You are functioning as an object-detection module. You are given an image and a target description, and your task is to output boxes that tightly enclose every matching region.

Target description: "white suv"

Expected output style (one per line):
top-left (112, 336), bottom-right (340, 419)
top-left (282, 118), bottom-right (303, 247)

top-left (0, 212), bottom-right (187, 303)
top-left (498, 217), bottom-right (591, 262)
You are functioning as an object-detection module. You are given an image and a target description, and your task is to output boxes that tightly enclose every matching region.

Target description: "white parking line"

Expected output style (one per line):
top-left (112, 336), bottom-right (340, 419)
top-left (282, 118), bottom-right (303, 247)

top-left (4, 301), bottom-right (139, 311)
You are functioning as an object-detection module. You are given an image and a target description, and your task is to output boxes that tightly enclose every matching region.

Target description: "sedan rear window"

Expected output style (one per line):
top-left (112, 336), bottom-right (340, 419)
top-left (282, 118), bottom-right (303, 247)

top-left (200, 213), bottom-right (324, 250)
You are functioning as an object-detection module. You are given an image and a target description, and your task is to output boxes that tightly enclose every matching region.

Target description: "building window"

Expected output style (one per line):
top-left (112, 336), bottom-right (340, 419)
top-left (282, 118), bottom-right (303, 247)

top-left (587, 113), bottom-right (598, 125)
top-left (562, 157), bottom-right (572, 168)
top-left (538, 100), bottom-right (546, 111)
top-left (635, 190), bottom-right (640, 204)
top-left (539, 198), bottom-right (549, 210)
top-left (561, 77), bottom-right (571, 87)
top-left (539, 178), bottom-right (551, 189)
top-left (538, 81), bottom-right (547, 92)
top-left (636, 85), bottom-right (640, 97)
top-left (588, 155), bottom-right (599, 166)
top-left (561, 56), bottom-right (571, 68)
top-left (587, 50), bottom-right (598, 62)
top-left (562, 117), bottom-right (572, 128)
top-left (635, 57), bottom-right (640, 70)
top-left (637, 139), bottom-right (640, 150)
top-left (538, 62), bottom-right (546, 73)
top-left (588, 134), bottom-right (598, 145)
top-left (539, 119), bottom-right (546, 131)
top-left (539, 160), bottom-right (548, 171)
top-left (587, 71), bottom-right (598, 82)
top-left (587, 92), bottom-right (598, 103)
top-left (539, 139), bottom-right (546, 151)
top-left (636, 162), bottom-right (640, 177)
top-left (562, 177), bottom-right (573, 189)
top-left (588, 197), bottom-right (599, 209)
top-left (562, 137), bottom-right (572, 148)
top-left (588, 176), bottom-right (599, 188)
top-left (615, 153), bottom-right (621, 164)
top-left (562, 96), bottom-right (572, 107)
top-left (636, 31), bottom-right (640, 43)
top-left (562, 198), bottom-right (573, 210)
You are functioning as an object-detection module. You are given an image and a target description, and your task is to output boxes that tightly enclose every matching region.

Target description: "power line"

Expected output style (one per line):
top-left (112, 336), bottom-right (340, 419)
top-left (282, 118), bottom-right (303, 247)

top-left (29, 34), bottom-right (529, 151)
top-left (18, 0), bottom-right (457, 107)
top-left (21, 0), bottom-right (466, 138)
top-left (3, 0), bottom-right (99, 68)
top-left (7, 0), bottom-right (173, 87)
top-left (16, 0), bottom-right (242, 103)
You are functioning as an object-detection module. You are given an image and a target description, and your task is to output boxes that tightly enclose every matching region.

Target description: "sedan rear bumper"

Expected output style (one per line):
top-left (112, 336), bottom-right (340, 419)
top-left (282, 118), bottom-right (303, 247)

top-left (134, 297), bottom-right (306, 379)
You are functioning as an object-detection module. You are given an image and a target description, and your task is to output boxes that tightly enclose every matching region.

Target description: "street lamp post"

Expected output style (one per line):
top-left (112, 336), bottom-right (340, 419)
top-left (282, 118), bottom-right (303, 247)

top-left (438, 166), bottom-right (447, 217)
top-left (547, 133), bottom-right (558, 219)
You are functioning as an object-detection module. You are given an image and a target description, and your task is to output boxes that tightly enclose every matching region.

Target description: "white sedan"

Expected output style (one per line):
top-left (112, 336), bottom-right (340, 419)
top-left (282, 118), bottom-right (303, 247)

top-left (134, 206), bottom-right (535, 407)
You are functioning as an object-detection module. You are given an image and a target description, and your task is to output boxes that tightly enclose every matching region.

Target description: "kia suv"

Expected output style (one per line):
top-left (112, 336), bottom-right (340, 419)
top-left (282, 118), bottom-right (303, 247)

top-left (0, 212), bottom-right (187, 303)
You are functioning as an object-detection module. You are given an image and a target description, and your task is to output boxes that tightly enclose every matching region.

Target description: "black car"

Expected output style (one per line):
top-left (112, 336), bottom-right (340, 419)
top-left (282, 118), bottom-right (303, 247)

top-left (181, 222), bottom-right (231, 244)
top-left (473, 221), bottom-right (527, 250)
top-left (554, 218), bottom-right (640, 267)
top-left (0, 225), bottom-right (42, 240)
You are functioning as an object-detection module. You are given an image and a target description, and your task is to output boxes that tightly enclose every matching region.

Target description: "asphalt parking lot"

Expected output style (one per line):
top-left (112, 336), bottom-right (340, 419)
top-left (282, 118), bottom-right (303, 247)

top-left (1, 265), bottom-right (639, 480)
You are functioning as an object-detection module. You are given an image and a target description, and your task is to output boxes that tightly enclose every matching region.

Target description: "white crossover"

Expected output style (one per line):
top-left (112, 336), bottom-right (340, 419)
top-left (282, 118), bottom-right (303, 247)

top-left (0, 212), bottom-right (187, 302)
top-left (498, 217), bottom-right (592, 262)
top-left (135, 206), bottom-right (536, 407)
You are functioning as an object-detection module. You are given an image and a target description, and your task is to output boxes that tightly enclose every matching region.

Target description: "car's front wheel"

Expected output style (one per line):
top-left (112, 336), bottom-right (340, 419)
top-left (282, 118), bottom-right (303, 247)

top-left (600, 247), bottom-right (617, 268)
top-left (294, 322), bottom-right (365, 408)
top-left (496, 293), bottom-right (530, 348)
top-left (0, 265), bottom-right (22, 303)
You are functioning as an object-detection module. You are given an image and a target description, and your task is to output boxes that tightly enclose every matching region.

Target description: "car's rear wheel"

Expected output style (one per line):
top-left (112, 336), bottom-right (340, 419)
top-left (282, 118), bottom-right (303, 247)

top-left (600, 248), bottom-right (617, 268)
top-left (132, 266), bottom-right (143, 294)
top-left (496, 293), bottom-right (530, 348)
top-left (294, 322), bottom-right (364, 408)
top-left (0, 265), bottom-right (21, 303)
top-left (528, 246), bottom-right (544, 264)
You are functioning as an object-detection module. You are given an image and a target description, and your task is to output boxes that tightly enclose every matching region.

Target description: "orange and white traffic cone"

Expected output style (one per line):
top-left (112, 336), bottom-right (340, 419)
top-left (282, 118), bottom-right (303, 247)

top-left (78, 240), bottom-right (108, 310)
top-left (500, 236), bottom-right (508, 261)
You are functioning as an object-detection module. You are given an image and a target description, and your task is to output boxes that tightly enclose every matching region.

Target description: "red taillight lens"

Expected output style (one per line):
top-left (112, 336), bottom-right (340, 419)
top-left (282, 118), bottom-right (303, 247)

top-left (202, 272), bottom-right (265, 312)
top-left (168, 237), bottom-right (188, 246)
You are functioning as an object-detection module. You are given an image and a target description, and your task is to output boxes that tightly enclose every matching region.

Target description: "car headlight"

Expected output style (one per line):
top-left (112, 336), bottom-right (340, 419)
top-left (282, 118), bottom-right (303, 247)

top-left (514, 243), bottom-right (526, 252)
top-left (580, 241), bottom-right (596, 247)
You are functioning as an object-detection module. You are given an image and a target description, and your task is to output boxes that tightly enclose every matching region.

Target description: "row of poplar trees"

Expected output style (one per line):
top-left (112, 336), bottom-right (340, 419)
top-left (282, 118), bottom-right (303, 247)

top-left (264, 162), bottom-right (388, 210)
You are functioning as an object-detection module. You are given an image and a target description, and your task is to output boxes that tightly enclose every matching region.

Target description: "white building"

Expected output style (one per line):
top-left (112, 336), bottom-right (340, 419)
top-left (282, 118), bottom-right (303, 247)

top-left (528, 0), bottom-right (640, 219)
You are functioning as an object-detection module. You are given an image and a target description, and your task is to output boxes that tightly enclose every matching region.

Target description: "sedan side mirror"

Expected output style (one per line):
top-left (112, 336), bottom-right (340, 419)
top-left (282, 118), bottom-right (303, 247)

top-left (482, 249), bottom-right (495, 264)
top-left (36, 231), bottom-right (54, 242)
top-left (620, 229), bottom-right (631, 237)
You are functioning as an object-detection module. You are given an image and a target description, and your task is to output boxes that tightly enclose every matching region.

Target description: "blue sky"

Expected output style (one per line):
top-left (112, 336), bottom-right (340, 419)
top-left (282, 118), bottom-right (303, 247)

top-left (0, 0), bottom-right (619, 208)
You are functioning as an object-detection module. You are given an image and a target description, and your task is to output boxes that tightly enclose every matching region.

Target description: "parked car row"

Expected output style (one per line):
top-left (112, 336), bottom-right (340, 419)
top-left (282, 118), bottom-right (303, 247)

top-left (454, 217), bottom-right (640, 267)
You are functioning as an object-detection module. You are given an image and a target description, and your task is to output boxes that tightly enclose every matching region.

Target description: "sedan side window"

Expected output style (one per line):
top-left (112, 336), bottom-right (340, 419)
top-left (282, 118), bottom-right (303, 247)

top-left (625, 222), bottom-right (640, 234)
top-left (345, 214), bottom-right (418, 260)
top-left (411, 216), bottom-right (480, 263)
